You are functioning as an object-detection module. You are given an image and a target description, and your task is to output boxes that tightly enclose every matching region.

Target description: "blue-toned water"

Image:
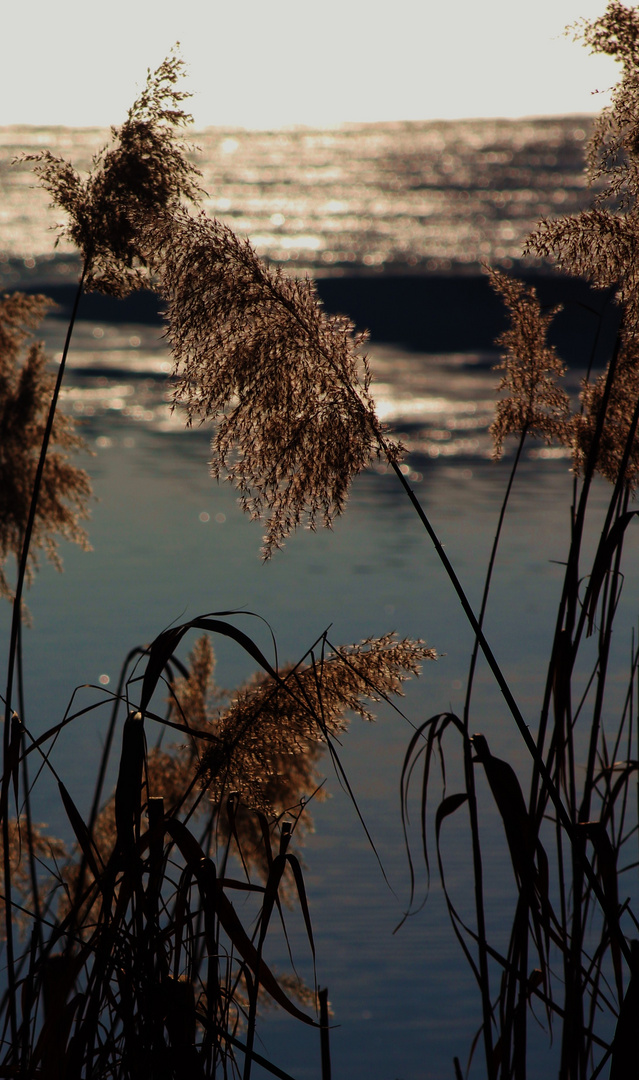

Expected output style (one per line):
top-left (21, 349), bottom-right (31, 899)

top-left (0, 118), bottom-right (635, 1078)
top-left (0, 116), bottom-right (594, 273)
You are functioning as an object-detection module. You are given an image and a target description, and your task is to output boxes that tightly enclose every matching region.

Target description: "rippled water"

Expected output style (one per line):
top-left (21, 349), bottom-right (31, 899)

top-left (1, 116), bottom-right (593, 273)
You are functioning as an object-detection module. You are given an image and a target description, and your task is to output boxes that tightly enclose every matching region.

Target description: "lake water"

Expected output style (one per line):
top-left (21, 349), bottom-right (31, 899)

top-left (1, 118), bottom-right (637, 1078)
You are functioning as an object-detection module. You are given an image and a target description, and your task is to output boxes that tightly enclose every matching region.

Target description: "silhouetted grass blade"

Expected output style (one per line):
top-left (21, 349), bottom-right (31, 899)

top-left (609, 941), bottom-right (639, 1080)
top-left (472, 734), bottom-right (536, 888)
top-left (435, 794), bottom-right (469, 843)
top-left (206, 863), bottom-right (318, 1027)
top-left (58, 780), bottom-right (104, 882)
top-left (139, 614), bottom-right (280, 717)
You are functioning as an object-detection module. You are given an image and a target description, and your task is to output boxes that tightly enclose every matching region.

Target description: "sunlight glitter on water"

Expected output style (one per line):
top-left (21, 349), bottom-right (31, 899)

top-left (1, 117), bottom-right (595, 271)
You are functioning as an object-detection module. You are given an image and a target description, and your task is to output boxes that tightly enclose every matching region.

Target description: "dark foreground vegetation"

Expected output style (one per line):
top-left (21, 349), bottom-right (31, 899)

top-left (3, 4), bottom-right (639, 1077)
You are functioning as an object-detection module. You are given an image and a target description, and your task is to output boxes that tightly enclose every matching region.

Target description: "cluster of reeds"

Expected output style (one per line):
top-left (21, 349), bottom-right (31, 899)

top-left (5, 2), bottom-right (639, 1076)
top-left (400, 5), bottom-right (639, 1077)
top-left (0, 51), bottom-right (435, 1080)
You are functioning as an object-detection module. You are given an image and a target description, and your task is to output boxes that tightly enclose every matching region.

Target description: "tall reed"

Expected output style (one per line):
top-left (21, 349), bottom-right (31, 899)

top-left (5, 3), bottom-right (639, 1076)
top-left (0, 52), bottom-right (435, 1080)
top-left (401, 5), bottom-right (639, 1077)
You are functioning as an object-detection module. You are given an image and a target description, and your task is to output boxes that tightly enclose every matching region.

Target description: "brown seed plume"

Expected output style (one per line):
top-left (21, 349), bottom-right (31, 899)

top-left (143, 208), bottom-right (400, 556)
top-left (488, 269), bottom-right (570, 459)
top-left (26, 51), bottom-right (201, 297)
top-left (0, 293), bottom-right (92, 601)
top-left (526, 3), bottom-right (639, 485)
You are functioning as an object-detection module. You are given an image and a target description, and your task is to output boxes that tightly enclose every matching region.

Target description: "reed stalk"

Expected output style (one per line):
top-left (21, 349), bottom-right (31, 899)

top-left (4, 5), bottom-right (639, 1077)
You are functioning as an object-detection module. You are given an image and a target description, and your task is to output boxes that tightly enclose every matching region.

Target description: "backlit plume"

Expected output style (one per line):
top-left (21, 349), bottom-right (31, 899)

top-left (523, 2), bottom-right (639, 486)
top-left (29, 52), bottom-right (399, 556)
top-left (143, 209), bottom-right (400, 556)
top-left (488, 268), bottom-right (570, 459)
top-left (26, 52), bottom-right (201, 297)
top-left (0, 293), bottom-right (91, 601)
top-left (81, 633), bottom-right (436, 884)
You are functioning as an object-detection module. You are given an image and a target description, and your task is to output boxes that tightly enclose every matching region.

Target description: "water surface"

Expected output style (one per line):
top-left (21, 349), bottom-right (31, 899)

top-left (0, 117), bottom-right (634, 1079)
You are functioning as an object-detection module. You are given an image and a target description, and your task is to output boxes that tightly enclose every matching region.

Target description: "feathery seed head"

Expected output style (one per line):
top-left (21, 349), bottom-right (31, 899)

top-left (525, 4), bottom-right (639, 485)
top-left (574, 333), bottom-right (639, 485)
top-left (142, 208), bottom-right (399, 556)
top-left (528, 5), bottom-right (639, 319)
top-left (67, 633), bottom-right (434, 908)
top-left (26, 51), bottom-right (201, 296)
top-left (196, 633), bottom-right (436, 809)
top-left (488, 269), bottom-right (571, 459)
top-left (0, 293), bottom-right (92, 602)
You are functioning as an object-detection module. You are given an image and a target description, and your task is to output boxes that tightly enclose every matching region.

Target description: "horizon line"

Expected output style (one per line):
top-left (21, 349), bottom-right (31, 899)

top-left (0, 111), bottom-right (601, 134)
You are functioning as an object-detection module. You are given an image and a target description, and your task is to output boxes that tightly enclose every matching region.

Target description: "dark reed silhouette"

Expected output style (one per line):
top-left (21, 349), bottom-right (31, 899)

top-left (0, 293), bottom-right (91, 604)
top-left (5, 3), bottom-right (639, 1077)
top-left (400, 5), bottom-right (639, 1078)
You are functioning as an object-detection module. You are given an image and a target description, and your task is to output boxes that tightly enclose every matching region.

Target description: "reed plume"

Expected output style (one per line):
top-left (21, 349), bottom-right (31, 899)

top-left (526, 2), bottom-right (639, 486)
top-left (530, 1), bottom-right (639, 305)
top-left (142, 208), bottom-right (401, 556)
top-left (27, 54), bottom-right (400, 557)
top-left (27, 51), bottom-right (201, 296)
top-left (81, 633), bottom-right (435, 884)
top-left (572, 338), bottom-right (639, 482)
top-left (0, 292), bottom-right (91, 601)
top-left (488, 268), bottom-right (571, 459)
top-left (195, 632), bottom-right (436, 807)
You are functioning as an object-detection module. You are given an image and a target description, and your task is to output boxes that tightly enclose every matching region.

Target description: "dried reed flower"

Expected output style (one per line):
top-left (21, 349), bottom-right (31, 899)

top-left (173, 634), bottom-right (434, 882)
top-left (573, 335), bottom-right (639, 484)
top-left (196, 633), bottom-right (436, 813)
top-left (168, 632), bottom-right (221, 735)
top-left (529, 209), bottom-right (639, 322)
top-left (488, 269), bottom-right (571, 459)
top-left (142, 208), bottom-right (400, 556)
top-left (579, 1), bottom-right (639, 205)
top-left (524, 4), bottom-right (639, 486)
top-left (81, 633), bottom-right (434, 888)
top-left (528, 3), bottom-right (639, 319)
top-left (27, 52), bottom-right (201, 296)
top-left (0, 293), bottom-right (92, 601)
